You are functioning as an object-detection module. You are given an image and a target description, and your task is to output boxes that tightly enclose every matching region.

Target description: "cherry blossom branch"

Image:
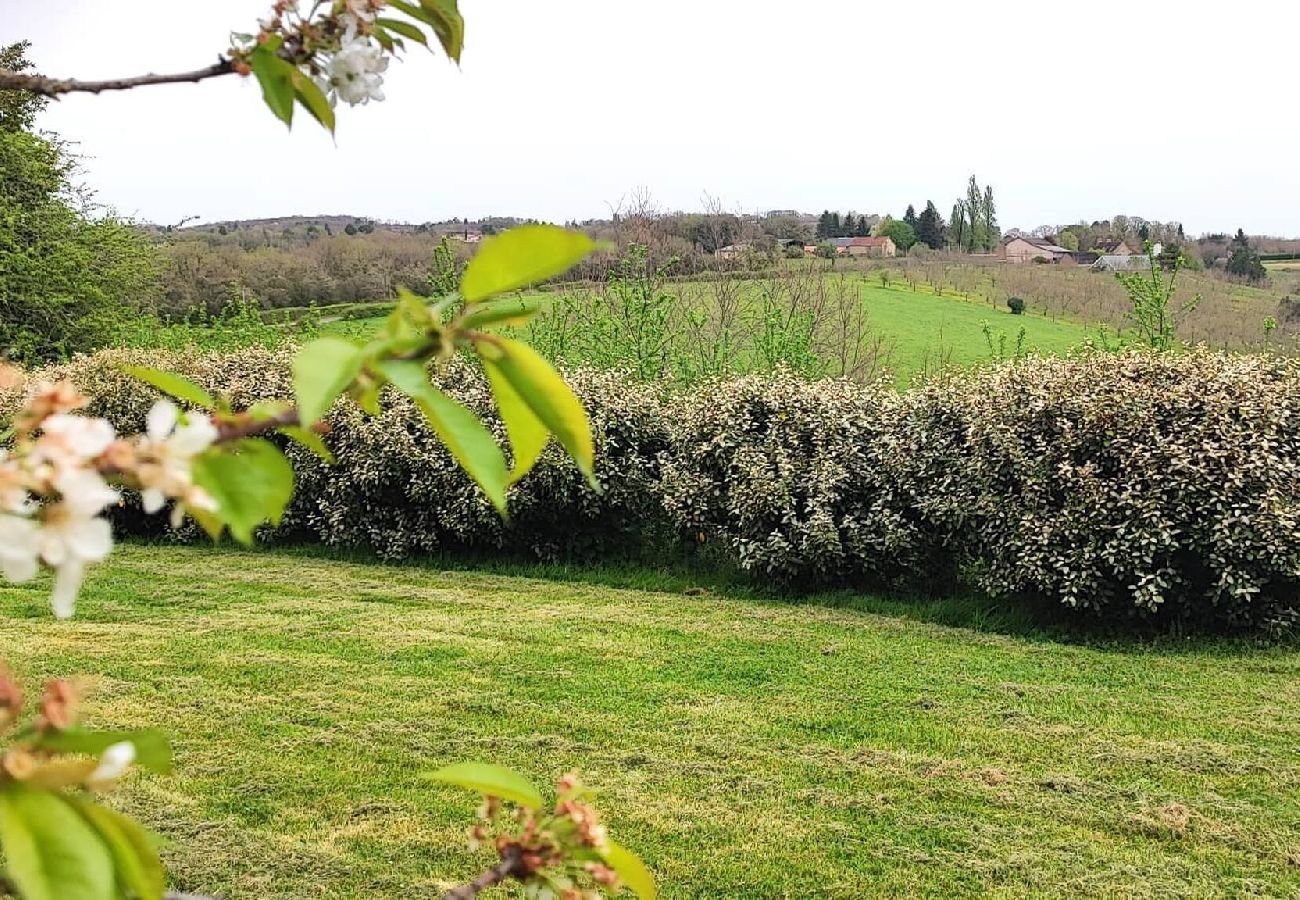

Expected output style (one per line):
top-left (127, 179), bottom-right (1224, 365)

top-left (0, 61), bottom-right (234, 97)
top-left (214, 408), bottom-right (303, 443)
top-left (442, 847), bottom-right (526, 900)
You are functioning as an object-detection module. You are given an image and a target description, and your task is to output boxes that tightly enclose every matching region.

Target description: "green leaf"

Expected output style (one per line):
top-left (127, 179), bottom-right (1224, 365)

top-left (35, 729), bottom-right (172, 774)
top-left (376, 16), bottom-right (429, 47)
top-left (387, 0), bottom-right (464, 61)
top-left (0, 784), bottom-right (116, 900)
top-left (477, 336), bottom-right (595, 485)
top-left (601, 840), bottom-right (657, 900)
top-left (191, 439), bottom-right (294, 544)
top-left (120, 366), bottom-right (213, 408)
top-left (69, 798), bottom-right (164, 900)
top-left (380, 288), bottom-right (435, 342)
top-left (248, 45), bottom-right (296, 127)
top-left (290, 67), bottom-right (335, 134)
top-left (483, 358), bottom-right (548, 485)
top-left (374, 361), bottom-right (509, 513)
top-left (292, 337), bottom-right (363, 427)
top-left (460, 225), bottom-right (594, 303)
top-left (427, 762), bottom-right (543, 809)
top-left (279, 426), bottom-right (335, 464)
top-left (459, 296), bottom-right (546, 331)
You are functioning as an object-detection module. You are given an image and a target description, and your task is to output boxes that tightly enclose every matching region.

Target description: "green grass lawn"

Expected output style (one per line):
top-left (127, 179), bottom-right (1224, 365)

top-left (853, 284), bottom-right (1093, 386)
top-left (2, 545), bottom-right (1297, 898)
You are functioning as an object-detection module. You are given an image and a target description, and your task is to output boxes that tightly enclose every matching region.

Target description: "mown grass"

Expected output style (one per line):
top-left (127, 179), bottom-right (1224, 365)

top-left (1, 545), bottom-right (1297, 898)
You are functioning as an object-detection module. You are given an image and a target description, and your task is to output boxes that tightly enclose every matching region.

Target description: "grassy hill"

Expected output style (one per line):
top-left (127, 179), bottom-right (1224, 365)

top-left (2, 545), bottom-right (1296, 898)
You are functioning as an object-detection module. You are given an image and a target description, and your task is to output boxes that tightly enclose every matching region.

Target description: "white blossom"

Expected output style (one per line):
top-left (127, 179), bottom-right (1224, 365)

top-left (87, 740), bottom-right (136, 789)
top-left (137, 401), bottom-right (218, 522)
top-left (323, 13), bottom-right (389, 106)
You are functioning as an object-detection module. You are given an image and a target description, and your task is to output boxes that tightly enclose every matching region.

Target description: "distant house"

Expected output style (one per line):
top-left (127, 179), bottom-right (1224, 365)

top-left (1091, 237), bottom-right (1135, 256)
top-left (448, 228), bottom-right (483, 244)
top-left (715, 242), bottom-right (752, 259)
top-left (1003, 236), bottom-right (1072, 264)
top-left (1092, 254), bottom-right (1151, 273)
top-left (846, 236), bottom-right (897, 258)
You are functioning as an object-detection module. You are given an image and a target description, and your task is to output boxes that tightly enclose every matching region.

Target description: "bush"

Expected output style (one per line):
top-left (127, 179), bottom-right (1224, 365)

top-left (7, 346), bottom-right (1300, 633)
top-left (1006, 296), bottom-right (1025, 315)
top-left (658, 373), bottom-right (941, 586)
top-left (890, 350), bottom-right (1300, 631)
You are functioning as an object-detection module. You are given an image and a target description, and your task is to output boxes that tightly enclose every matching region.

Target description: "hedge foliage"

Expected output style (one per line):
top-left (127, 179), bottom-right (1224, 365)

top-left (5, 347), bottom-right (1299, 633)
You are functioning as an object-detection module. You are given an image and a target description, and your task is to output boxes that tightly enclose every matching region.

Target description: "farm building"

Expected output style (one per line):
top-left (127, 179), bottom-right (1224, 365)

top-left (846, 236), bottom-right (897, 257)
top-left (1002, 236), bottom-right (1073, 264)
top-left (1091, 237), bottom-right (1135, 256)
top-left (1092, 254), bottom-right (1152, 272)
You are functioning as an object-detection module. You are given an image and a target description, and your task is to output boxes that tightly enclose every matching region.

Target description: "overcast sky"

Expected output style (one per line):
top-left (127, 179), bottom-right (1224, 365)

top-left (6, 0), bottom-right (1298, 235)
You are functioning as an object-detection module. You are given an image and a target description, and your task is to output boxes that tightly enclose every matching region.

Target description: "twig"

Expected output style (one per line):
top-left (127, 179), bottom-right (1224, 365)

top-left (214, 408), bottom-right (303, 443)
top-left (443, 847), bottom-right (526, 900)
top-left (0, 61), bottom-right (234, 97)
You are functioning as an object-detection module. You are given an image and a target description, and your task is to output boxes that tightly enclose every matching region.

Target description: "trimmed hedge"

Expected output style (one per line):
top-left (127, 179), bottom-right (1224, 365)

top-left (5, 347), bottom-right (1300, 633)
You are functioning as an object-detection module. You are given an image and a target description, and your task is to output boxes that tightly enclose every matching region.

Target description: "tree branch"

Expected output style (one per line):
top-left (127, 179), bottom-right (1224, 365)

top-left (443, 847), bottom-right (526, 900)
top-left (214, 408), bottom-right (303, 443)
top-left (0, 61), bottom-right (234, 97)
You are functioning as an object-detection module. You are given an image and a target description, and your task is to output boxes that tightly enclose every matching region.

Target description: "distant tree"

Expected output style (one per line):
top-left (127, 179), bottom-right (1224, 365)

top-left (916, 201), bottom-right (946, 250)
top-left (981, 184), bottom-right (999, 251)
top-left (830, 211), bottom-right (843, 238)
top-left (855, 214), bottom-right (869, 237)
top-left (815, 210), bottom-right (833, 239)
top-left (1226, 234), bottom-right (1267, 282)
top-left (344, 223), bottom-right (358, 235)
top-left (903, 204), bottom-right (918, 233)
top-left (964, 175), bottom-right (983, 252)
top-left (950, 200), bottom-right (967, 250)
top-left (1056, 230), bottom-right (1079, 251)
top-left (0, 41), bottom-right (47, 132)
top-left (1138, 222), bottom-right (1151, 243)
top-left (879, 218), bottom-right (917, 252)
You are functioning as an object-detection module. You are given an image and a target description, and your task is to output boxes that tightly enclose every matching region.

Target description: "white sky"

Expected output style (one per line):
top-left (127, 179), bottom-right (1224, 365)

top-left (5, 0), bottom-right (1298, 235)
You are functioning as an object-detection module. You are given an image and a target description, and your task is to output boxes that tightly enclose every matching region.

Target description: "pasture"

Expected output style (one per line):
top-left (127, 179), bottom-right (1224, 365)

top-left (1, 545), bottom-right (1297, 898)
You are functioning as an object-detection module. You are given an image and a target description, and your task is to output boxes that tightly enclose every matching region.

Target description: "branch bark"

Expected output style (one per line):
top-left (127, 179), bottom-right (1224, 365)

top-left (0, 61), bottom-right (234, 97)
top-left (442, 847), bottom-right (526, 900)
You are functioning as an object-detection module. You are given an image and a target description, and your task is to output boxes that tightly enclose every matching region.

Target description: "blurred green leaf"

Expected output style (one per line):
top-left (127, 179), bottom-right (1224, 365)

top-left (460, 225), bottom-right (594, 303)
top-left (35, 729), bottom-right (172, 774)
top-left (484, 358), bottom-right (548, 484)
top-left (0, 784), bottom-right (115, 900)
top-left (376, 16), bottom-right (429, 48)
top-left (280, 425), bottom-right (335, 464)
top-left (120, 366), bottom-right (213, 408)
top-left (427, 762), bottom-right (542, 809)
top-left (69, 798), bottom-right (164, 900)
top-left (375, 360), bottom-right (508, 513)
top-left (290, 67), bottom-right (335, 134)
top-left (192, 439), bottom-right (294, 544)
top-left (292, 337), bottom-right (363, 426)
top-left (248, 44), bottom-right (296, 127)
top-left (459, 296), bottom-right (546, 331)
top-left (478, 336), bottom-right (595, 485)
top-left (601, 840), bottom-right (657, 900)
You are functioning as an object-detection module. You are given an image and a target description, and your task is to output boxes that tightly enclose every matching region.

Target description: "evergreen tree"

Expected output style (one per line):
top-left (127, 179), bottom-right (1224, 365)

top-left (855, 214), bottom-right (869, 237)
top-left (917, 200), bottom-right (946, 249)
top-left (830, 211), bottom-right (843, 238)
top-left (1226, 230), bottom-right (1266, 282)
top-left (903, 204), bottom-right (918, 233)
top-left (981, 184), bottom-right (998, 251)
top-left (816, 210), bottom-right (832, 239)
top-left (950, 201), bottom-right (967, 250)
top-left (965, 175), bottom-right (984, 252)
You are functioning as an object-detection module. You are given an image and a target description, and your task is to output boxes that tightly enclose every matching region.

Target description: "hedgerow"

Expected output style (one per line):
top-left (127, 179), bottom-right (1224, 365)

top-left (6, 346), bottom-right (1300, 633)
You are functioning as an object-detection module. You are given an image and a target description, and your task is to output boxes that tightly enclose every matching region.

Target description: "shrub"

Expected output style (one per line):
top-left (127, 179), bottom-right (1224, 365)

top-left (659, 373), bottom-right (940, 586)
top-left (891, 350), bottom-right (1300, 631)
top-left (1006, 296), bottom-right (1025, 315)
top-left (1, 348), bottom-right (668, 560)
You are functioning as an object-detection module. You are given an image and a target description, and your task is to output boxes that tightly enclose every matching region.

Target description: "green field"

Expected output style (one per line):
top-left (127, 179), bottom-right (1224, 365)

top-left (852, 284), bottom-right (1093, 384)
top-left (319, 279), bottom-right (1096, 387)
top-left (3, 545), bottom-right (1297, 898)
